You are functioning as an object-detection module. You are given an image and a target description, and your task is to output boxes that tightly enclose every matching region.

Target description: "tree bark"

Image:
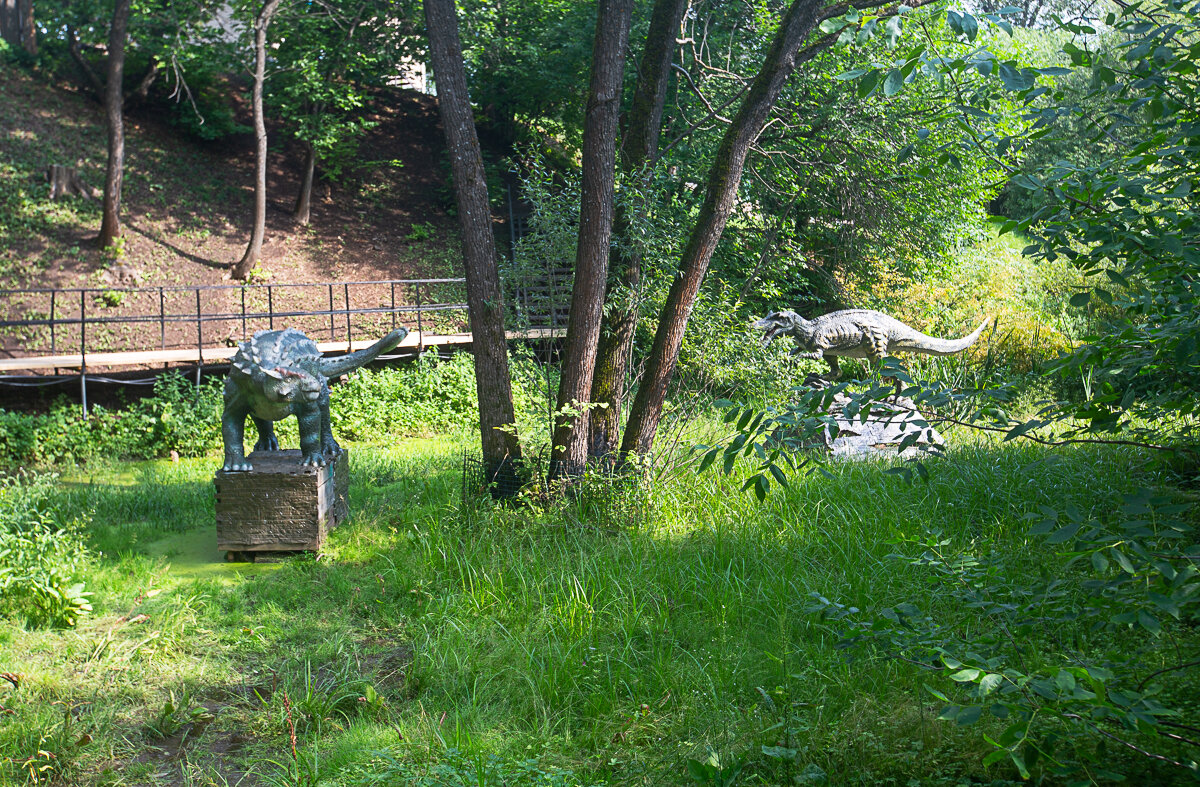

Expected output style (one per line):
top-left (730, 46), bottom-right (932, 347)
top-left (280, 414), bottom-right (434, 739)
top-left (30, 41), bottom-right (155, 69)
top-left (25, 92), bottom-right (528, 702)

top-left (548, 0), bottom-right (635, 481)
top-left (232, 0), bottom-right (283, 281)
top-left (17, 0), bottom-right (33, 54)
top-left (67, 26), bottom-right (104, 101)
top-left (620, 0), bottom-right (827, 457)
top-left (293, 140), bottom-right (315, 226)
top-left (425, 0), bottom-right (523, 487)
top-left (98, 0), bottom-right (131, 249)
top-left (588, 0), bottom-right (688, 462)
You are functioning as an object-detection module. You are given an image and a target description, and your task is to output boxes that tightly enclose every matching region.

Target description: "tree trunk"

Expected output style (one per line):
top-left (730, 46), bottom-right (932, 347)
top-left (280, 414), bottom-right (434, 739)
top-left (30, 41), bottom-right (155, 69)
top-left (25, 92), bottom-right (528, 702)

top-left (425, 0), bottom-right (523, 488)
top-left (588, 0), bottom-right (688, 462)
top-left (18, 0), bottom-right (33, 54)
top-left (293, 141), bottom-right (315, 226)
top-left (98, 0), bottom-right (131, 249)
top-left (620, 0), bottom-right (826, 458)
top-left (0, 0), bottom-right (34, 55)
top-left (548, 0), bottom-right (635, 482)
top-left (66, 26), bottom-right (104, 101)
top-left (232, 0), bottom-right (283, 282)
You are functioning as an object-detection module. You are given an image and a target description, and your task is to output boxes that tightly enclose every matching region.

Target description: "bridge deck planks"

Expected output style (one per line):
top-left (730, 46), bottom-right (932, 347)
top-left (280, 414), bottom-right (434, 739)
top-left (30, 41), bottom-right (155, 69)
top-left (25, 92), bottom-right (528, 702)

top-left (0, 328), bottom-right (565, 372)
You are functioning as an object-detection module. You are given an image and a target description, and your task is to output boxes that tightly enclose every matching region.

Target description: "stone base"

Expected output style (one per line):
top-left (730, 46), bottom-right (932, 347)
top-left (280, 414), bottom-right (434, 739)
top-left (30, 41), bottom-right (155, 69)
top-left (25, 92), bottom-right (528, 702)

top-left (790, 375), bottom-right (946, 460)
top-left (214, 449), bottom-right (349, 559)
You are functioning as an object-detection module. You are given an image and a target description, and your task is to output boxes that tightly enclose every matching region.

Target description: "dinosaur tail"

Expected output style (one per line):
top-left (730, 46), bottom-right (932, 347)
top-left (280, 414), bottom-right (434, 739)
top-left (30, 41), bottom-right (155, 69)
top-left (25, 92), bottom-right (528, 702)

top-left (906, 317), bottom-right (992, 356)
top-left (319, 328), bottom-right (408, 377)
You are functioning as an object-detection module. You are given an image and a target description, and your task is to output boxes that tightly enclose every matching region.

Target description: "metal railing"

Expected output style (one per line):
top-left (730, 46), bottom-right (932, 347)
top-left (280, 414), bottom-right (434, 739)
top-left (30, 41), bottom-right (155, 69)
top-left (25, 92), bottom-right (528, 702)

top-left (0, 278), bottom-right (469, 362)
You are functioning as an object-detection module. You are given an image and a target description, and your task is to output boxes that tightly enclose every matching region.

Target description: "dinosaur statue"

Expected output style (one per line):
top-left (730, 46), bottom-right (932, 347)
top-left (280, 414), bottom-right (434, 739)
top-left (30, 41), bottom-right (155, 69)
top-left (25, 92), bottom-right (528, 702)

top-left (220, 326), bottom-right (408, 472)
top-left (753, 309), bottom-right (989, 379)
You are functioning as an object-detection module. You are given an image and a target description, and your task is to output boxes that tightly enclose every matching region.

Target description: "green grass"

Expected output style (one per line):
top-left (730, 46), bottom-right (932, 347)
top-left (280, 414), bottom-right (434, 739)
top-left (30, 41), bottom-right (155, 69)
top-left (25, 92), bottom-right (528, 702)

top-left (1, 426), bottom-right (1190, 786)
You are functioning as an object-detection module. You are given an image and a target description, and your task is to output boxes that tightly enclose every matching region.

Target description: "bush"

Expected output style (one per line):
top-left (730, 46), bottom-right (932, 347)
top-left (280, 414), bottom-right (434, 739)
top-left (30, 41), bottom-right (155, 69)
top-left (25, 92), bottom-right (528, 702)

top-left (0, 355), bottom-right (553, 467)
top-left (0, 372), bottom-right (224, 467)
top-left (331, 350), bottom-right (547, 442)
top-left (0, 472), bottom-right (93, 627)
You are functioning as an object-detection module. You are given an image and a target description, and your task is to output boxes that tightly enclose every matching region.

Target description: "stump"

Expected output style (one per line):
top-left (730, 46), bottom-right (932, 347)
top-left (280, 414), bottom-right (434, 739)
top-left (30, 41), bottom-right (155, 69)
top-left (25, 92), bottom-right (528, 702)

top-left (46, 165), bottom-right (99, 200)
top-left (214, 449), bottom-right (349, 561)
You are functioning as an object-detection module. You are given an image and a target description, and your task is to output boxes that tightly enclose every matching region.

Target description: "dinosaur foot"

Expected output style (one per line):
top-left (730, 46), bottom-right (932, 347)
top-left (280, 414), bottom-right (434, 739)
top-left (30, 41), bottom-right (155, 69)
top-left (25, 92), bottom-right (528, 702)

top-left (222, 460), bottom-right (253, 472)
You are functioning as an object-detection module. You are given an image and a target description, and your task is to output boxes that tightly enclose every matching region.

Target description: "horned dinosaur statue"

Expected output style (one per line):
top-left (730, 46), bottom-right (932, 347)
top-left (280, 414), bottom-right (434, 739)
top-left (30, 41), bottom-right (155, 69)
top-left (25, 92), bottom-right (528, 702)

top-left (221, 326), bottom-right (408, 472)
top-left (753, 309), bottom-right (989, 380)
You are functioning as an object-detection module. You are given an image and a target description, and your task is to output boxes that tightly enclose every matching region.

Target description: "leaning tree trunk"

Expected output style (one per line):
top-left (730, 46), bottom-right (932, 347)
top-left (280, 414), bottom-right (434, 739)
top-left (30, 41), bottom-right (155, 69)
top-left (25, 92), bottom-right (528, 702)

top-left (588, 0), bottom-right (688, 462)
top-left (620, 0), bottom-right (827, 458)
top-left (99, 0), bottom-right (131, 249)
top-left (425, 0), bottom-right (523, 489)
top-left (293, 140), bottom-right (316, 226)
top-left (547, 0), bottom-right (635, 482)
top-left (232, 0), bottom-right (283, 281)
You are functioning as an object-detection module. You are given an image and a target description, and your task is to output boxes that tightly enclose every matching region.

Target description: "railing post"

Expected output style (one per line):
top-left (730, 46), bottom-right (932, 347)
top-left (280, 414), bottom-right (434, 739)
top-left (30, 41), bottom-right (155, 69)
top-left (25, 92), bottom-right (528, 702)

top-left (343, 282), bottom-right (352, 352)
top-left (328, 283), bottom-right (335, 341)
top-left (390, 281), bottom-right (396, 331)
top-left (49, 289), bottom-right (56, 355)
top-left (268, 285), bottom-right (274, 331)
top-left (159, 287), bottom-right (166, 350)
top-left (195, 289), bottom-right (203, 387)
top-left (241, 286), bottom-right (247, 340)
top-left (79, 290), bottom-right (87, 419)
top-left (416, 283), bottom-right (424, 354)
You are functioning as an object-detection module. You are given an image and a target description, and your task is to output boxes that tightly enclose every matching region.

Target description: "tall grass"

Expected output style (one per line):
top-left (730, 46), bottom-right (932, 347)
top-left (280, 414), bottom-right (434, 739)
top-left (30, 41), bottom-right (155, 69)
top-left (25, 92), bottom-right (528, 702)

top-left (0, 426), bottom-right (1180, 785)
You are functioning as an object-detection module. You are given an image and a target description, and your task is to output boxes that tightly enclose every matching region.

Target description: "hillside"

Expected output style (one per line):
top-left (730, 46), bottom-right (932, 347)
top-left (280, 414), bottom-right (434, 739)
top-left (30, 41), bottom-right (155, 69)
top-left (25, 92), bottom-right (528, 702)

top-left (0, 65), bottom-right (466, 295)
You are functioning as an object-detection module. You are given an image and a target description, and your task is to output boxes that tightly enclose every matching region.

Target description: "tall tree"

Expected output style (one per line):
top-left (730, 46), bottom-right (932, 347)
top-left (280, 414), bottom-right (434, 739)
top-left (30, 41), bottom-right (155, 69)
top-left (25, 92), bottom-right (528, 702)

top-left (548, 0), bottom-right (635, 480)
top-left (232, 0), bottom-right (283, 281)
top-left (99, 0), bottom-right (132, 249)
top-left (588, 0), bottom-right (687, 461)
top-left (0, 0), bottom-right (36, 55)
top-left (425, 0), bottom-right (523, 487)
top-left (620, 0), bottom-right (832, 457)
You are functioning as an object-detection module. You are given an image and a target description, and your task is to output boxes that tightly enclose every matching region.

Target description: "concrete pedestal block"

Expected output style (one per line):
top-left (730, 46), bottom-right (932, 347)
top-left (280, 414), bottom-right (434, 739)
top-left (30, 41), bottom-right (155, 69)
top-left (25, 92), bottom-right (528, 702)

top-left (214, 449), bottom-right (349, 560)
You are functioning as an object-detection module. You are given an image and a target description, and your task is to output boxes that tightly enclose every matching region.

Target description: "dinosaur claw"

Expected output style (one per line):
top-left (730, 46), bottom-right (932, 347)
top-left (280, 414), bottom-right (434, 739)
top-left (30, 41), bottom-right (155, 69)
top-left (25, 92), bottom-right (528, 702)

top-left (301, 454), bottom-right (327, 468)
top-left (223, 461), bottom-right (253, 473)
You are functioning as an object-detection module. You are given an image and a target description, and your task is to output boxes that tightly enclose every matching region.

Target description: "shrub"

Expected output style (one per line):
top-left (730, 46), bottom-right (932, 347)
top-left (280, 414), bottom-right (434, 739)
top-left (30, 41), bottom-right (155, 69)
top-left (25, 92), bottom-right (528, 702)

top-left (0, 472), bottom-right (93, 627)
top-left (0, 356), bottom-right (552, 467)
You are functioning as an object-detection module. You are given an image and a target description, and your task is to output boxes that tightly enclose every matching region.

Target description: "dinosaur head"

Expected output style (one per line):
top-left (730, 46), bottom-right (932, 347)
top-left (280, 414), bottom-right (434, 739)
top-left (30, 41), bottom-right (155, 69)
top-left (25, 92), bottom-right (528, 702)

top-left (753, 310), bottom-right (811, 346)
top-left (260, 367), bottom-right (322, 404)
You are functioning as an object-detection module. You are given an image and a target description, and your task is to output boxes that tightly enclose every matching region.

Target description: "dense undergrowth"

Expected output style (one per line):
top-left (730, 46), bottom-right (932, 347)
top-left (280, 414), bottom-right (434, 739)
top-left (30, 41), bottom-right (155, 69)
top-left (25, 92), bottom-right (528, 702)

top-left (0, 427), bottom-right (1193, 785)
top-left (0, 350), bottom-right (554, 467)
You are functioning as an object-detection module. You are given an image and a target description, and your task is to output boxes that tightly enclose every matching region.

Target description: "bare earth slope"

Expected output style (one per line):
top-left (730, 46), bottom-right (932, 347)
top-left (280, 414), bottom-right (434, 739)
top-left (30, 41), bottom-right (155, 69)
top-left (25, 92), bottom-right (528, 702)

top-left (0, 66), bottom-right (468, 356)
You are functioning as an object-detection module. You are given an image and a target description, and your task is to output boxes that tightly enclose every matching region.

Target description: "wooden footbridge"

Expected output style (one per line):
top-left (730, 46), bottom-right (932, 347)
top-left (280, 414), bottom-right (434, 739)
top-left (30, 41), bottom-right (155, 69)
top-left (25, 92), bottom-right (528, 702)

top-left (0, 278), bottom-right (565, 408)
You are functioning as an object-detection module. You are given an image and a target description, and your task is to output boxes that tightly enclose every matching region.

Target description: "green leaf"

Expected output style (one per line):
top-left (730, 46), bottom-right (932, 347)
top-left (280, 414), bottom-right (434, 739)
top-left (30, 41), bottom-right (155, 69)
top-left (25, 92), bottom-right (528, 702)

top-left (950, 668), bottom-right (982, 682)
top-left (858, 69), bottom-right (880, 98)
top-left (698, 448), bottom-right (720, 474)
top-left (883, 69), bottom-right (904, 96)
top-left (1046, 521), bottom-right (1081, 544)
top-left (956, 705), bottom-right (982, 726)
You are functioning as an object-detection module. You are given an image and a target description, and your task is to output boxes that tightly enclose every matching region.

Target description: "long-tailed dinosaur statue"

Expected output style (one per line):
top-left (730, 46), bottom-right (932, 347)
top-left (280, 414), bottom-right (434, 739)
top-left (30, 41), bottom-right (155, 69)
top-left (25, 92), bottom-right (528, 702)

top-left (753, 309), bottom-right (989, 379)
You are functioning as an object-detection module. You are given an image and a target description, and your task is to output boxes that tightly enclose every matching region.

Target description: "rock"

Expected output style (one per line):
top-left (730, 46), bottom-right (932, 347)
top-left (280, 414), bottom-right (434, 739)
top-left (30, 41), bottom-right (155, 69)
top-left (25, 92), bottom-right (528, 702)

top-left (792, 374), bottom-right (945, 460)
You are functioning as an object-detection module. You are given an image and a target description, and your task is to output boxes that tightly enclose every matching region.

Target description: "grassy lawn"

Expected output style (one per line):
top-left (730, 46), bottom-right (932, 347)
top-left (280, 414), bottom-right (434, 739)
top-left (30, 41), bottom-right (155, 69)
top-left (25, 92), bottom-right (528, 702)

top-left (0, 427), bottom-right (1183, 786)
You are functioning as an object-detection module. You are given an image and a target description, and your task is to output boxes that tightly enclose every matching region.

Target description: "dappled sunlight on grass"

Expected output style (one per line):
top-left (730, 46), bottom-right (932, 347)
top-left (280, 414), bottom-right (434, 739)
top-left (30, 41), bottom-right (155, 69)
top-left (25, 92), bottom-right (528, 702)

top-left (0, 433), bottom-right (1181, 784)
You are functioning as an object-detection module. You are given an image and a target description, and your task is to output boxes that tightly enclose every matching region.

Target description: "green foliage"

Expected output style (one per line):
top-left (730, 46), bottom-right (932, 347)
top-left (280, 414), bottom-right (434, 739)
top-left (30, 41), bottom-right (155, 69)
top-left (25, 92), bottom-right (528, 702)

top-left (0, 372), bottom-right (224, 467)
top-left (331, 351), bottom-right (546, 444)
top-left (0, 472), bottom-right (93, 628)
top-left (822, 490), bottom-right (1200, 782)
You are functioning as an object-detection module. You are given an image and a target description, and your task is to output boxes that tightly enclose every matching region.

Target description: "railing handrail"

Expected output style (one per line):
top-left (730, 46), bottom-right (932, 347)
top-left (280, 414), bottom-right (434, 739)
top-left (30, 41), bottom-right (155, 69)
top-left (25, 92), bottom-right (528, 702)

top-left (0, 277), bottom-right (467, 297)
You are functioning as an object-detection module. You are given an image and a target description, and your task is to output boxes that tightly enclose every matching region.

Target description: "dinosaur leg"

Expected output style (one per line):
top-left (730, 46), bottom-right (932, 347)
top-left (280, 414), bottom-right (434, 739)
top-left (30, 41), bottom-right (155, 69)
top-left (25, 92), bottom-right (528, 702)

top-left (297, 405), bottom-right (326, 467)
top-left (821, 355), bottom-right (842, 381)
top-left (221, 382), bottom-right (253, 472)
top-left (866, 333), bottom-right (901, 399)
top-left (251, 417), bottom-right (279, 452)
top-left (318, 385), bottom-right (340, 457)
